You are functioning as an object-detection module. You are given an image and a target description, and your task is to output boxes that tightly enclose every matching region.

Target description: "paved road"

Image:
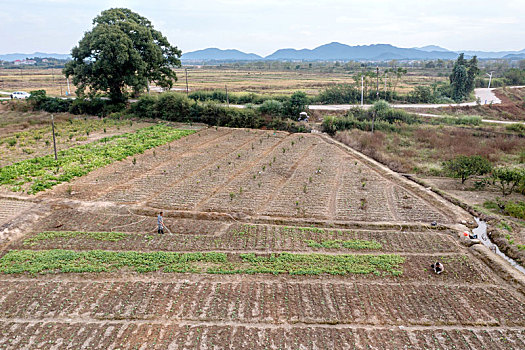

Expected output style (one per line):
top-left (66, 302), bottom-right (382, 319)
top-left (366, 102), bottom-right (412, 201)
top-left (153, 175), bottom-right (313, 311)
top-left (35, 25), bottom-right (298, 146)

top-left (309, 87), bottom-right (508, 111)
top-left (308, 86), bottom-right (525, 125)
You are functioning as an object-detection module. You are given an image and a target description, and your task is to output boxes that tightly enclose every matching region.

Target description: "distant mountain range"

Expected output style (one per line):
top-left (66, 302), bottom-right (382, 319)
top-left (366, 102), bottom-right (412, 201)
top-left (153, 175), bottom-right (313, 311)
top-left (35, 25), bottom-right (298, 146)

top-left (3, 44), bottom-right (525, 63)
top-left (0, 52), bottom-right (71, 61)
top-left (182, 42), bottom-right (525, 61)
top-left (181, 48), bottom-right (262, 61)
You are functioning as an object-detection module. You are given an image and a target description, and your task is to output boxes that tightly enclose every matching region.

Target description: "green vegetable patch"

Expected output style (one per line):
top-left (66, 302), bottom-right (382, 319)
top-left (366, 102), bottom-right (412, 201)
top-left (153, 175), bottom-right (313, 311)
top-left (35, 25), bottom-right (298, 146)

top-left (0, 125), bottom-right (195, 194)
top-left (0, 250), bottom-right (405, 276)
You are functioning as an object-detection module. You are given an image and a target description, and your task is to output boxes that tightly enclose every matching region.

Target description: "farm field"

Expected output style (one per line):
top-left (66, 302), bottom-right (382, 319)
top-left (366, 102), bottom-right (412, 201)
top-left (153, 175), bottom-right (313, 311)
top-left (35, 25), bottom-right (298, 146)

top-left (1, 127), bottom-right (525, 349)
top-left (0, 66), bottom-right (446, 97)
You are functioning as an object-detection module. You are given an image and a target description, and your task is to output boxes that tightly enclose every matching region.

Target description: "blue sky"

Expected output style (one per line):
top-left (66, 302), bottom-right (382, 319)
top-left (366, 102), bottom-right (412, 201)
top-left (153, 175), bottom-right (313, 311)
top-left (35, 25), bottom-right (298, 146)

top-left (1, 0), bottom-right (524, 55)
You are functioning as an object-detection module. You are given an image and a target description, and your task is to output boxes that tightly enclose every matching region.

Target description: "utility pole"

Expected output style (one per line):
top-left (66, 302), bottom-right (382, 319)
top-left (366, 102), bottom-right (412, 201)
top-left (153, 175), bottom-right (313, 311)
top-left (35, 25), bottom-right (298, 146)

top-left (384, 71), bottom-right (387, 100)
top-left (185, 68), bottom-right (189, 95)
top-left (376, 67), bottom-right (379, 100)
top-left (51, 115), bottom-right (58, 161)
top-left (225, 85), bottom-right (229, 107)
top-left (361, 76), bottom-right (364, 106)
top-left (486, 72), bottom-right (494, 89)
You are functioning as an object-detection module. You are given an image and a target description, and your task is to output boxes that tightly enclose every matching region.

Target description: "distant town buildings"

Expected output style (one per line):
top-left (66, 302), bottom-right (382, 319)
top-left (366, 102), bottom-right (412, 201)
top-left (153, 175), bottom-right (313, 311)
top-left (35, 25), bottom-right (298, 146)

top-left (13, 59), bottom-right (36, 65)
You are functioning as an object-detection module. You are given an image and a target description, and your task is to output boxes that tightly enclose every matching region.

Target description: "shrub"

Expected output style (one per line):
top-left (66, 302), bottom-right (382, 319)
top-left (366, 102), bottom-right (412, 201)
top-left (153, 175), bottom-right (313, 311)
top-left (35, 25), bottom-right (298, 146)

top-left (504, 201), bottom-right (525, 220)
top-left (130, 95), bottom-right (158, 119)
top-left (407, 86), bottom-right (434, 103)
top-left (283, 91), bottom-right (309, 119)
top-left (155, 92), bottom-right (192, 121)
top-left (69, 98), bottom-right (111, 116)
top-left (316, 84), bottom-right (361, 104)
top-left (443, 155), bottom-right (492, 184)
top-left (506, 123), bottom-right (525, 135)
top-left (491, 167), bottom-right (525, 196)
top-left (258, 99), bottom-right (284, 116)
top-left (377, 108), bottom-right (418, 124)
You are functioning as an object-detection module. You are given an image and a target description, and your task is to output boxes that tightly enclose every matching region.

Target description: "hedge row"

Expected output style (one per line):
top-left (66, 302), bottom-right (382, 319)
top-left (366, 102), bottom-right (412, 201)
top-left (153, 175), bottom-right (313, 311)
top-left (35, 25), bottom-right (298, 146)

top-left (28, 90), bottom-right (310, 133)
top-left (130, 93), bottom-right (310, 133)
top-left (322, 104), bottom-right (419, 134)
top-left (28, 90), bottom-right (123, 117)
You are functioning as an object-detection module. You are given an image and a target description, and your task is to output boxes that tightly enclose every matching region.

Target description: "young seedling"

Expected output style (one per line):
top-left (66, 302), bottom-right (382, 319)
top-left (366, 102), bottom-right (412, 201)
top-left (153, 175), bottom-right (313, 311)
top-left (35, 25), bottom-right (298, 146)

top-left (229, 193), bottom-right (235, 201)
top-left (132, 157), bottom-right (137, 165)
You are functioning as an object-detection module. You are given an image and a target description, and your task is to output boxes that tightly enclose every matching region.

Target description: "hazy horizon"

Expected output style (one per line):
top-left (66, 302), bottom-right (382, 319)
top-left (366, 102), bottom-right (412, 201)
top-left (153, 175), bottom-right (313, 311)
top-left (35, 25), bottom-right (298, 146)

top-left (1, 0), bottom-right (524, 56)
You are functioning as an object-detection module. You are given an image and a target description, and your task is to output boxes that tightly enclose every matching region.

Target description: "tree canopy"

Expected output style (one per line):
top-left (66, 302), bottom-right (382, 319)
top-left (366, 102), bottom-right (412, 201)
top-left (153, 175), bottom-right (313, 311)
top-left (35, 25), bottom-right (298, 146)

top-left (449, 53), bottom-right (479, 102)
top-left (444, 155), bottom-right (492, 184)
top-left (64, 8), bottom-right (181, 102)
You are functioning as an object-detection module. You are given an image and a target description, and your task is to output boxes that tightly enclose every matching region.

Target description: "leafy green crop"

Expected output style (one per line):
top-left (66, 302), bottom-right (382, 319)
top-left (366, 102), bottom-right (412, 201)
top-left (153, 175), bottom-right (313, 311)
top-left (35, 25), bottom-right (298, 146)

top-left (23, 231), bottom-right (130, 246)
top-left (0, 250), bottom-right (405, 276)
top-left (0, 125), bottom-right (195, 194)
top-left (305, 239), bottom-right (382, 250)
top-left (0, 250), bottom-right (227, 274)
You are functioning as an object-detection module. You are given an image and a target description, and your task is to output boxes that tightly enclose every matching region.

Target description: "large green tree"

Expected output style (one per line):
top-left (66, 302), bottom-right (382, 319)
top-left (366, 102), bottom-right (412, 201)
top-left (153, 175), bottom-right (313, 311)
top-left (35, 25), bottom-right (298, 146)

top-left (64, 8), bottom-right (181, 102)
top-left (449, 53), bottom-right (479, 102)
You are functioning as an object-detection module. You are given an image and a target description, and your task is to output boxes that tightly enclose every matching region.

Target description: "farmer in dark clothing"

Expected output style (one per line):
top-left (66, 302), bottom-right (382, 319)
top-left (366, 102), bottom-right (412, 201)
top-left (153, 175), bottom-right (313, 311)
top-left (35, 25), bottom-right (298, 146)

top-left (431, 262), bottom-right (444, 274)
top-left (157, 212), bottom-right (165, 234)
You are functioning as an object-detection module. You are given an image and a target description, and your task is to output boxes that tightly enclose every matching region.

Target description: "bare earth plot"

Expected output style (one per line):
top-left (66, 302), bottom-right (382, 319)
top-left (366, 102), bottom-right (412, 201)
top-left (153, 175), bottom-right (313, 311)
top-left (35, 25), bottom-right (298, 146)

top-left (1, 127), bottom-right (525, 349)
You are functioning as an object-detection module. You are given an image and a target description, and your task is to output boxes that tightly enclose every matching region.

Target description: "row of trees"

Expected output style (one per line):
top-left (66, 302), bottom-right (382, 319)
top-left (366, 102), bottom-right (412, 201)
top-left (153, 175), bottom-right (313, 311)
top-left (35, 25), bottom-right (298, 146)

top-left (444, 155), bottom-right (525, 196)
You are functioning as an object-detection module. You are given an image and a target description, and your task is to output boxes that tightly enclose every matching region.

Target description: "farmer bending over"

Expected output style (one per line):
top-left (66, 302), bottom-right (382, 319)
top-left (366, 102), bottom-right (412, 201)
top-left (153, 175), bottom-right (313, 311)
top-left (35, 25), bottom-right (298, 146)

top-left (157, 211), bottom-right (165, 234)
top-left (431, 262), bottom-right (444, 274)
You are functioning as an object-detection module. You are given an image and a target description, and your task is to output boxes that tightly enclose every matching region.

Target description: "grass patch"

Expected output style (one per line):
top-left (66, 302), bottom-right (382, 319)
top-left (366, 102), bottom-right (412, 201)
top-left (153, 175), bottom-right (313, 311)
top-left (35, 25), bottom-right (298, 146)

top-left (23, 231), bottom-right (130, 246)
top-left (0, 125), bottom-right (195, 194)
top-left (0, 250), bottom-right (405, 276)
top-left (305, 239), bottom-right (382, 250)
top-left (498, 221), bottom-right (513, 232)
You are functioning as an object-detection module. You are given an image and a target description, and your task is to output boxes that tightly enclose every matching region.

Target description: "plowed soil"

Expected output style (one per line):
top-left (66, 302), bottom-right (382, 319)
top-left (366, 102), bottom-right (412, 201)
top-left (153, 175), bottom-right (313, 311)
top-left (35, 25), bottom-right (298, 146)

top-left (1, 127), bottom-right (524, 349)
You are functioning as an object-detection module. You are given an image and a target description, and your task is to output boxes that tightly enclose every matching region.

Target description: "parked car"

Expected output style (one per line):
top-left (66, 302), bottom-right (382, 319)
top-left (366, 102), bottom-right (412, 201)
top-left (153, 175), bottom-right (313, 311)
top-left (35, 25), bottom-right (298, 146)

top-left (10, 91), bottom-right (30, 99)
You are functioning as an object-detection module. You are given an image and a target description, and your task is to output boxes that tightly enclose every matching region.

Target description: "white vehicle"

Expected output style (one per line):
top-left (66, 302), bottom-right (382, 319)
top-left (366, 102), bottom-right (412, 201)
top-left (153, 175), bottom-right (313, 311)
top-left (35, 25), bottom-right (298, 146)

top-left (10, 91), bottom-right (30, 99)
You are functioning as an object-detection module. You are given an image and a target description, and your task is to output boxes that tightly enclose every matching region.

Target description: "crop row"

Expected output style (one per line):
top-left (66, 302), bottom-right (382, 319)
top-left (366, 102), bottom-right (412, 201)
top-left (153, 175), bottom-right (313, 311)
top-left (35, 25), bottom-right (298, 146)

top-left (99, 128), bottom-right (282, 205)
top-left (0, 280), bottom-right (522, 326)
top-left (27, 209), bottom-right (228, 235)
top-left (18, 219), bottom-right (461, 254)
top-left (0, 250), bottom-right (405, 276)
top-left (0, 199), bottom-right (35, 226)
top-left (0, 125), bottom-right (195, 194)
top-left (147, 131), bottom-right (296, 211)
top-left (1, 321), bottom-right (524, 349)
top-left (22, 230), bottom-right (384, 252)
top-left (2, 321), bottom-right (524, 350)
top-left (199, 134), bottom-right (319, 215)
top-left (52, 127), bottom-right (235, 200)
